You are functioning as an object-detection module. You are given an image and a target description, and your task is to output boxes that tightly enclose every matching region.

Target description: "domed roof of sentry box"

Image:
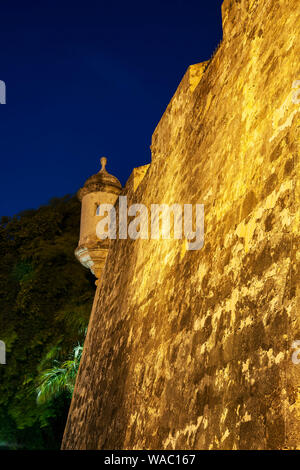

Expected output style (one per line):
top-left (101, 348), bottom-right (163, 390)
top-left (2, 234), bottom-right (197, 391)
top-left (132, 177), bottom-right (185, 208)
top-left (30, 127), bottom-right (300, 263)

top-left (78, 157), bottom-right (122, 201)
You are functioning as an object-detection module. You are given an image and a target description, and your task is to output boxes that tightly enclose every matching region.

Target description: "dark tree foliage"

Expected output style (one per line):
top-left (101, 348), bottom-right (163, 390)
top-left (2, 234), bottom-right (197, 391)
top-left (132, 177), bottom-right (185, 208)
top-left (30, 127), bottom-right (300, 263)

top-left (0, 195), bottom-right (95, 449)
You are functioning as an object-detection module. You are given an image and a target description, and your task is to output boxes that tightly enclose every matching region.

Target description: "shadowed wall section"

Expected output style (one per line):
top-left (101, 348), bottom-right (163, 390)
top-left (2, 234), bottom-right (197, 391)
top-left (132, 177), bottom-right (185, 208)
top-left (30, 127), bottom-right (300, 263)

top-left (62, 0), bottom-right (300, 449)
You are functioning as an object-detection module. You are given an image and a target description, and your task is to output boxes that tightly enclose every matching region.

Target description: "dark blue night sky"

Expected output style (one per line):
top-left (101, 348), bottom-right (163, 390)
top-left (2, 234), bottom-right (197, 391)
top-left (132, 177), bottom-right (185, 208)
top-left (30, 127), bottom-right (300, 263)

top-left (0, 0), bottom-right (223, 216)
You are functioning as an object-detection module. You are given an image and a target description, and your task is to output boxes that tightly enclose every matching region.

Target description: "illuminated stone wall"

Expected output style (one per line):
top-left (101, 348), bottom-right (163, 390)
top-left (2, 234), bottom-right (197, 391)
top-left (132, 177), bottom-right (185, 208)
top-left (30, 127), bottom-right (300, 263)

top-left (62, 0), bottom-right (300, 450)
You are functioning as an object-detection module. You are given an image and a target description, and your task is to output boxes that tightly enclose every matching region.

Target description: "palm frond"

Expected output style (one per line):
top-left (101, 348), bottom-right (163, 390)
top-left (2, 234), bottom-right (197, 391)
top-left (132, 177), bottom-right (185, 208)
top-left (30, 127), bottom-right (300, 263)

top-left (36, 344), bottom-right (83, 405)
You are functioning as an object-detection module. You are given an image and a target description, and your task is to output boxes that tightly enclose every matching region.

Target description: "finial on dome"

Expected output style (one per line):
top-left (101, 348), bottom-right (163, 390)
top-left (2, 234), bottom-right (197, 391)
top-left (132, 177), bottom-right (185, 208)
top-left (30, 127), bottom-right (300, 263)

top-left (100, 157), bottom-right (107, 172)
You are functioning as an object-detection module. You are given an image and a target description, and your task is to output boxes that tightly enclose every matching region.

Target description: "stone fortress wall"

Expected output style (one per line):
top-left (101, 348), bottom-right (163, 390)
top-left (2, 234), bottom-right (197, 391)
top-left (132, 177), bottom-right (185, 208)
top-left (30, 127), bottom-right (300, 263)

top-left (62, 0), bottom-right (300, 449)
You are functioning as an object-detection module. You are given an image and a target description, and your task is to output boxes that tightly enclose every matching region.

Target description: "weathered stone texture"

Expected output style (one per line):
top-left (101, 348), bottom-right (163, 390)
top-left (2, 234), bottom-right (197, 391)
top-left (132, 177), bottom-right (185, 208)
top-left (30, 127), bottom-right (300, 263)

top-left (62, 0), bottom-right (300, 449)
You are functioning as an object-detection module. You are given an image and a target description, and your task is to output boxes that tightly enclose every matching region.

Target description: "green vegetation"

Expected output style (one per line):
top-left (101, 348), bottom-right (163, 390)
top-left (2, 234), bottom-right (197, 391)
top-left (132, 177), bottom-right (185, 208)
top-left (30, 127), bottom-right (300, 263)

top-left (0, 196), bottom-right (95, 449)
top-left (36, 344), bottom-right (83, 405)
